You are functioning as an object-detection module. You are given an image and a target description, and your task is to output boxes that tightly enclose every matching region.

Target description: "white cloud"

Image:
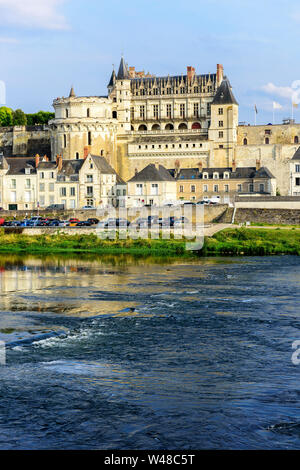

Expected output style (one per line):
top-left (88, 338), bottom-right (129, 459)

top-left (261, 82), bottom-right (294, 100)
top-left (0, 0), bottom-right (69, 30)
top-left (0, 37), bottom-right (19, 44)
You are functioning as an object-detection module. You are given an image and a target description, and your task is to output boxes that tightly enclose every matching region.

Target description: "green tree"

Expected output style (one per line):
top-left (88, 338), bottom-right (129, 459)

top-left (26, 111), bottom-right (54, 125)
top-left (0, 107), bottom-right (13, 126)
top-left (12, 109), bottom-right (27, 126)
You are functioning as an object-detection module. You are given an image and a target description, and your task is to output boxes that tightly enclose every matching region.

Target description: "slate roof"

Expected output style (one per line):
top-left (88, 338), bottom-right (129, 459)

top-left (128, 164), bottom-right (176, 182)
top-left (108, 69), bottom-right (116, 88)
top-left (4, 158), bottom-right (36, 175)
top-left (211, 78), bottom-right (238, 105)
top-left (292, 146), bottom-right (300, 160)
top-left (169, 166), bottom-right (274, 180)
top-left (37, 161), bottom-right (56, 170)
top-left (117, 57), bottom-right (130, 80)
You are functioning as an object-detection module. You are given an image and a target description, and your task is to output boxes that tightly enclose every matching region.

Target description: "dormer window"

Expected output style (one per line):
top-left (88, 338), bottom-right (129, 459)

top-left (203, 172), bottom-right (208, 179)
top-left (224, 172), bottom-right (230, 179)
top-left (25, 168), bottom-right (31, 175)
top-left (213, 172), bottom-right (219, 179)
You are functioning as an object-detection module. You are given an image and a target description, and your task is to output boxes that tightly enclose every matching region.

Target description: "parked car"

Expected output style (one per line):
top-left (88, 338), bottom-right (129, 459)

top-left (87, 218), bottom-right (99, 225)
top-left (59, 220), bottom-right (70, 227)
top-left (46, 204), bottom-right (65, 210)
top-left (81, 205), bottom-right (95, 210)
top-left (48, 219), bottom-right (61, 227)
top-left (76, 221), bottom-right (92, 226)
top-left (69, 218), bottom-right (80, 226)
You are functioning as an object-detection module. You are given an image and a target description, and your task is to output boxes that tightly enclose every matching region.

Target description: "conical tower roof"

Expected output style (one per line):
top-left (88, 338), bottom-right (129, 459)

top-left (212, 78), bottom-right (238, 105)
top-left (69, 86), bottom-right (76, 98)
top-left (108, 68), bottom-right (116, 87)
top-left (117, 56), bottom-right (130, 80)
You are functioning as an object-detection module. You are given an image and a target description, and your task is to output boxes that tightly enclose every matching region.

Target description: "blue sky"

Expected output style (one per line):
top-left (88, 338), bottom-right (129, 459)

top-left (1, 0), bottom-right (300, 125)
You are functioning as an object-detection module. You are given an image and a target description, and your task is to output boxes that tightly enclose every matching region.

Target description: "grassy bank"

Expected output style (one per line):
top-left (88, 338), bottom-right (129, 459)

top-left (0, 231), bottom-right (192, 257)
top-left (0, 227), bottom-right (299, 257)
top-left (202, 227), bottom-right (300, 255)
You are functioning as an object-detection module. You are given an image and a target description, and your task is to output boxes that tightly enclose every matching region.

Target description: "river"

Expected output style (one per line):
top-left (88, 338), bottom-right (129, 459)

top-left (0, 253), bottom-right (299, 449)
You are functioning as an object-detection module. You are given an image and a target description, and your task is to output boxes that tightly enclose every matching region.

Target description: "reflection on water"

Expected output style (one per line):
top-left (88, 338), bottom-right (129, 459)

top-left (0, 253), bottom-right (299, 449)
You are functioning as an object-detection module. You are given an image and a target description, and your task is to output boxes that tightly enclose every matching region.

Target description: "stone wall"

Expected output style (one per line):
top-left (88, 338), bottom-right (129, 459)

top-left (234, 208), bottom-right (300, 225)
top-left (0, 126), bottom-right (51, 158)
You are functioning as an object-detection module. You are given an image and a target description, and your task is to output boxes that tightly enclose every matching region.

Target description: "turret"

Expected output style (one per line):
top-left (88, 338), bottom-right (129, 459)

top-left (115, 56), bottom-right (132, 132)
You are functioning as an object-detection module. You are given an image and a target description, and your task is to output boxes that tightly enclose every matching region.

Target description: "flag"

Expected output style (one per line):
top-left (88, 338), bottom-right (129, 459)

top-left (254, 105), bottom-right (258, 114)
top-left (273, 101), bottom-right (282, 109)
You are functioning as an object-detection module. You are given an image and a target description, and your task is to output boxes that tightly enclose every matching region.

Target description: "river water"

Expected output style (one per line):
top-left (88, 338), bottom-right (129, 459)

top-left (0, 253), bottom-right (299, 449)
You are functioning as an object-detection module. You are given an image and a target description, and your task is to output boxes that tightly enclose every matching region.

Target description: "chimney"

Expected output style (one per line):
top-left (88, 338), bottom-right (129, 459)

top-left (135, 168), bottom-right (138, 176)
top-left (84, 146), bottom-right (90, 159)
top-left (35, 154), bottom-right (40, 168)
top-left (256, 158), bottom-right (261, 171)
top-left (198, 161), bottom-right (203, 173)
top-left (232, 158), bottom-right (236, 173)
top-left (154, 162), bottom-right (160, 171)
top-left (129, 66), bottom-right (136, 78)
top-left (217, 64), bottom-right (224, 87)
top-left (57, 154), bottom-right (63, 172)
top-left (187, 66), bottom-right (195, 83)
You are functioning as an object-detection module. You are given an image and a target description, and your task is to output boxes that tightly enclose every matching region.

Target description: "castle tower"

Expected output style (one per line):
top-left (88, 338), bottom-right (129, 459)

top-left (208, 77), bottom-right (239, 166)
top-left (114, 56), bottom-right (132, 133)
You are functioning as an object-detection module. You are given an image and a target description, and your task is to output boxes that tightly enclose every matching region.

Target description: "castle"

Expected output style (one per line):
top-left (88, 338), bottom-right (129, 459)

top-left (1, 56), bottom-right (300, 196)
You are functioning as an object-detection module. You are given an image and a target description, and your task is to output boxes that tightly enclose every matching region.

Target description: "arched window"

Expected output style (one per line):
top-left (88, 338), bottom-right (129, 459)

top-left (243, 138), bottom-right (248, 145)
top-left (192, 122), bottom-right (201, 130)
top-left (75, 152), bottom-right (79, 160)
top-left (112, 111), bottom-right (117, 119)
top-left (138, 124), bottom-right (147, 131)
top-left (178, 123), bottom-right (188, 130)
top-left (265, 137), bottom-right (269, 144)
top-left (165, 123), bottom-right (174, 130)
top-left (152, 124), bottom-right (160, 131)
top-left (295, 136), bottom-right (299, 144)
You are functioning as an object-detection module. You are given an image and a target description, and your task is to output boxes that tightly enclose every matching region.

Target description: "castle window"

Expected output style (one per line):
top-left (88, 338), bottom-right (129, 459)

top-left (295, 164), bottom-right (300, 173)
top-left (180, 104), bottom-right (185, 118)
top-left (259, 183), bottom-right (264, 193)
top-left (179, 185), bottom-right (184, 193)
top-left (153, 104), bottom-right (159, 119)
top-left (265, 129), bottom-right (271, 135)
top-left (295, 136), bottom-right (299, 144)
top-left (64, 134), bottom-right (67, 148)
top-left (40, 172), bottom-right (44, 179)
top-left (224, 184), bottom-right (229, 193)
top-left (194, 87), bottom-right (199, 94)
top-left (219, 131), bottom-right (224, 138)
top-left (249, 183), bottom-right (254, 192)
top-left (88, 131), bottom-right (92, 146)
top-left (139, 105), bottom-right (145, 119)
top-left (243, 138), bottom-right (248, 145)
top-left (237, 184), bottom-right (242, 192)
top-left (203, 184), bottom-right (208, 192)
top-left (87, 108), bottom-right (90, 117)
top-left (65, 109), bottom-right (69, 118)
top-left (213, 172), bottom-right (219, 179)
top-left (203, 173), bottom-right (208, 179)
top-left (100, 149), bottom-right (104, 156)
top-left (214, 184), bottom-right (219, 193)
top-left (191, 185), bottom-right (195, 192)
top-left (112, 111), bottom-right (117, 119)
top-left (265, 137), bottom-right (269, 144)
top-left (153, 88), bottom-right (158, 95)
top-left (207, 103), bottom-right (211, 115)
top-left (166, 88), bottom-right (172, 95)
top-left (180, 87), bottom-right (185, 94)
top-left (218, 108), bottom-right (223, 115)
top-left (166, 104), bottom-right (172, 118)
top-left (193, 103), bottom-right (199, 117)
top-left (130, 107), bottom-right (134, 119)
top-left (224, 172), bottom-right (229, 179)
top-left (140, 89), bottom-right (145, 96)
top-left (219, 121), bottom-right (223, 127)
top-left (75, 152), bottom-right (79, 159)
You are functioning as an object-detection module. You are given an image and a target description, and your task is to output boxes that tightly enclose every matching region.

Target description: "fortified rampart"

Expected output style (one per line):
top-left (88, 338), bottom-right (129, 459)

top-left (0, 125), bottom-right (51, 158)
